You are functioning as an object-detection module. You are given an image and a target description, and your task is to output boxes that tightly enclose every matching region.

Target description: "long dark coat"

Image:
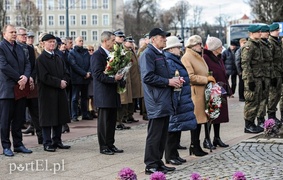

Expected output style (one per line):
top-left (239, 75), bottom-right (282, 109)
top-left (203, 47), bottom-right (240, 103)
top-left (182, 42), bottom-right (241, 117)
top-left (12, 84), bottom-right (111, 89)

top-left (90, 46), bottom-right (121, 108)
top-left (36, 50), bottom-right (70, 126)
top-left (203, 49), bottom-right (229, 124)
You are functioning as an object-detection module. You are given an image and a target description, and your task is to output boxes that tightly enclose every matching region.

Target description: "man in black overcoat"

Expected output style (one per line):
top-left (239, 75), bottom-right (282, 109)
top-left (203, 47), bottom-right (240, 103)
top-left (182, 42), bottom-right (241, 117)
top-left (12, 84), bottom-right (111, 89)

top-left (91, 31), bottom-right (124, 155)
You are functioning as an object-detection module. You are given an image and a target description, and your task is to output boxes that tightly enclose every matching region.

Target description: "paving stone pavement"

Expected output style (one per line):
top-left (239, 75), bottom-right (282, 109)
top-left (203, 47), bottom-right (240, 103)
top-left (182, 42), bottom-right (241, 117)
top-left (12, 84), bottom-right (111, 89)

top-left (1, 95), bottom-right (283, 179)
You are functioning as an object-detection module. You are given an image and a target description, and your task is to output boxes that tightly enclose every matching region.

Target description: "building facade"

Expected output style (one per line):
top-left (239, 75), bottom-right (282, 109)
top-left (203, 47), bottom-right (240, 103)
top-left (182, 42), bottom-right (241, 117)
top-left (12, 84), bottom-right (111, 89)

top-left (4, 0), bottom-right (124, 45)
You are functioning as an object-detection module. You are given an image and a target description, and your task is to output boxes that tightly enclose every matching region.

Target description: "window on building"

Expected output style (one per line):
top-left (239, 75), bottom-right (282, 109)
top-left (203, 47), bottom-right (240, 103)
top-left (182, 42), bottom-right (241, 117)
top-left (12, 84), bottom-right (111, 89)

top-left (70, 31), bottom-right (76, 40)
top-left (92, 31), bottom-right (98, 41)
top-left (58, 0), bottom-right (64, 10)
top-left (59, 31), bottom-right (65, 38)
top-left (27, 16), bottom-right (32, 26)
top-left (48, 0), bottom-right (54, 10)
top-left (37, 0), bottom-right (43, 10)
top-left (91, 0), bottom-right (97, 9)
top-left (70, 15), bottom-right (76, 25)
top-left (81, 15), bottom-right (87, 25)
top-left (103, 14), bottom-right (109, 26)
top-left (5, 0), bottom-right (11, 10)
top-left (102, 0), bottom-right (109, 9)
top-left (48, 15), bottom-right (54, 26)
top-left (5, 16), bottom-right (11, 24)
top-left (16, 15), bottom-right (21, 26)
top-left (59, 15), bottom-right (65, 26)
top-left (92, 15), bottom-right (98, 25)
top-left (70, 0), bottom-right (76, 9)
top-left (81, 0), bottom-right (86, 9)
top-left (81, 31), bottom-right (87, 41)
top-left (15, 0), bottom-right (20, 10)
top-left (49, 31), bottom-right (54, 35)
top-left (38, 16), bottom-right (43, 26)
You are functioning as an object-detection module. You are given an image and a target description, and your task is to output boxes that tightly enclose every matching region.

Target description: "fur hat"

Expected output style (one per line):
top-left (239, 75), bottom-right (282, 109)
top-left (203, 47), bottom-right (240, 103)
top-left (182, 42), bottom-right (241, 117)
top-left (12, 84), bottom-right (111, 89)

top-left (186, 35), bottom-right (202, 48)
top-left (163, 36), bottom-right (183, 50)
top-left (206, 37), bottom-right (222, 51)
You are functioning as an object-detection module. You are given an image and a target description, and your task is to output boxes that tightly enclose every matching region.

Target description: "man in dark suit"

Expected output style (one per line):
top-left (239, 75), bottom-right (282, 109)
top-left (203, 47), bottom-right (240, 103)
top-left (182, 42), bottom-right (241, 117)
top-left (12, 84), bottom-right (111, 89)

top-left (0, 24), bottom-right (32, 156)
top-left (91, 31), bottom-right (124, 155)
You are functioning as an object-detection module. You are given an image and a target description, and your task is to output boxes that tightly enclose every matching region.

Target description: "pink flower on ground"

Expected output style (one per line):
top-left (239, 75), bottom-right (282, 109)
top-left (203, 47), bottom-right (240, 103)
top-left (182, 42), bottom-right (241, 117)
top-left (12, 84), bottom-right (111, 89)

top-left (118, 167), bottom-right (137, 180)
top-left (150, 171), bottom-right (166, 180)
top-left (190, 172), bottom-right (202, 180)
top-left (233, 171), bottom-right (246, 180)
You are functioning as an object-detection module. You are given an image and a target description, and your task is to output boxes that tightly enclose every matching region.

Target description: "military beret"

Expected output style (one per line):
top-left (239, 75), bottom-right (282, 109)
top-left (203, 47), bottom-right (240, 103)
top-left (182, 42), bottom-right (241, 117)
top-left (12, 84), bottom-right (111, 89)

top-left (269, 23), bottom-right (279, 32)
top-left (248, 25), bottom-right (261, 33)
top-left (260, 25), bottom-right (270, 32)
top-left (41, 34), bottom-right (56, 41)
top-left (124, 36), bottom-right (134, 43)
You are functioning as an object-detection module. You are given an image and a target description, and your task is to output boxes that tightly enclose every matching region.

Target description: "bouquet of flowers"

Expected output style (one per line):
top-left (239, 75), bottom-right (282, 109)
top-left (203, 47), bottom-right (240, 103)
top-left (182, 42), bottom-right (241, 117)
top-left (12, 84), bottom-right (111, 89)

top-left (204, 82), bottom-right (223, 121)
top-left (116, 167), bottom-right (137, 180)
top-left (104, 44), bottom-right (132, 94)
top-left (264, 118), bottom-right (280, 137)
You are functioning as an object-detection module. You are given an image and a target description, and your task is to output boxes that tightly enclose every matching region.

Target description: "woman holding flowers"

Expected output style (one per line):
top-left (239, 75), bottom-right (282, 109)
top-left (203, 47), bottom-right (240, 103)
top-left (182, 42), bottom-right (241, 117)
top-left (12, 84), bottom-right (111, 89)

top-left (181, 35), bottom-right (215, 156)
top-left (203, 37), bottom-right (230, 148)
top-left (164, 36), bottom-right (197, 165)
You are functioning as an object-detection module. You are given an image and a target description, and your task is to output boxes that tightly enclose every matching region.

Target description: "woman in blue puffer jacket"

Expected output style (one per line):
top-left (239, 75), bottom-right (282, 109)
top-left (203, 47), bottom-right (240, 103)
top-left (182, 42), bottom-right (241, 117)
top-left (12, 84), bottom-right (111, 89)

top-left (164, 36), bottom-right (197, 166)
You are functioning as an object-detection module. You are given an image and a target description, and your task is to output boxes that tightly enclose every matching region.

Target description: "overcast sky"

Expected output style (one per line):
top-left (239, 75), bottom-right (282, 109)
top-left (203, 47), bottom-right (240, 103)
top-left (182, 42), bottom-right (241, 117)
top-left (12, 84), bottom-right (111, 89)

top-left (158, 0), bottom-right (251, 24)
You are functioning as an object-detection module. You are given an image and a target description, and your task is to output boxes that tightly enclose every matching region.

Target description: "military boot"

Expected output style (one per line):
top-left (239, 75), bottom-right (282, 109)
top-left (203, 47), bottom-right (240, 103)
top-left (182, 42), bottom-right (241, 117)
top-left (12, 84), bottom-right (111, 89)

top-left (257, 117), bottom-right (265, 130)
top-left (268, 112), bottom-right (282, 128)
top-left (244, 120), bottom-right (263, 133)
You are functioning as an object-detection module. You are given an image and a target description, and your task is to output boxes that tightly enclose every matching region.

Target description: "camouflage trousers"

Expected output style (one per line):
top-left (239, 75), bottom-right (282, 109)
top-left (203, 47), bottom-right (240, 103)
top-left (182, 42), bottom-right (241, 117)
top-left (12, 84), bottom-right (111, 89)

top-left (244, 78), bottom-right (262, 122)
top-left (267, 77), bottom-right (282, 114)
top-left (257, 78), bottom-right (270, 118)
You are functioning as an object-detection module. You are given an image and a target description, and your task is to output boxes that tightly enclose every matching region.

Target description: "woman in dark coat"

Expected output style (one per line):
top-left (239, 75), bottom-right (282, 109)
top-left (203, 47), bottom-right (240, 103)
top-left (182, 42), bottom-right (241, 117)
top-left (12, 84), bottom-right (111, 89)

top-left (203, 37), bottom-right (230, 148)
top-left (36, 34), bottom-right (71, 152)
top-left (164, 36), bottom-right (197, 165)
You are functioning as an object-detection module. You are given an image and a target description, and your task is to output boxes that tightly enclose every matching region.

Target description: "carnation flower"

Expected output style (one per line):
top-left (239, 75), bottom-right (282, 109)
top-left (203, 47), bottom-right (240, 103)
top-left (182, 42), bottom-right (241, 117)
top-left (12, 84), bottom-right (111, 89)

top-left (264, 118), bottom-right (280, 137)
top-left (190, 172), bottom-right (202, 180)
top-left (117, 167), bottom-right (137, 180)
top-left (150, 171), bottom-right (166, 180)
top-left (233, 171), bottom-right (246, 180)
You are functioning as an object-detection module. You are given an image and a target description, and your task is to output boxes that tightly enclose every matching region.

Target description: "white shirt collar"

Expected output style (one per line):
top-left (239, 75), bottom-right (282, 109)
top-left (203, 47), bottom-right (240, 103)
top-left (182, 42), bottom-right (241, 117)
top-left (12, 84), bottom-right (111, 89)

top-left (101, 46), bottom-right (110, 56)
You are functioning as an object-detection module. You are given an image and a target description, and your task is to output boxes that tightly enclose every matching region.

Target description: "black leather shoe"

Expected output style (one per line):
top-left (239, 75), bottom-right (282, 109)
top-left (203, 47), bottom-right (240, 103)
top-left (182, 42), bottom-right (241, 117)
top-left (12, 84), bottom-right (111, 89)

top-left (110, 147), bottom-right (123, 153)
top-left (203, 138), bottom-right (216, 150)
top-left (176, 157), bottom-right (186, 163)
top-left (177, 144), bottom-right (187, 150)
top-left (14, 146), bottom-right (32, 153)
top-left (244, 122), bottom-right (263, 133)
top-left (44, 145), bottom-right (56, 152)
top-left (213, 137), bottom-right (229, 148)
top-left (145, 168), bottom-right (167, 175)
top-left (82, 116), bottom-right (93, 120)
top-left (127, 118), bottom-right (139, 123)
top-left (3, 148), bottom-right (14, 157)
top-left (160, 165), bottom-right (176, 171)
top-left (100, 148), bottom-right (114, 155)
top-left (166, 159), bottom-right (182, 165)
top-left (53, 143), bottom-right (71, 149)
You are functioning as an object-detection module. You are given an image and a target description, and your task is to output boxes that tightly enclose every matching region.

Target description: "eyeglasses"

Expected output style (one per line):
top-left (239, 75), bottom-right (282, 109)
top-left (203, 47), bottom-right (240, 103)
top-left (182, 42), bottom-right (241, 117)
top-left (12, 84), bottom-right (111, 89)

top-left (18, 34), bottom-right (27, 36)
top-left (88, 49), bottom-right (94, 52)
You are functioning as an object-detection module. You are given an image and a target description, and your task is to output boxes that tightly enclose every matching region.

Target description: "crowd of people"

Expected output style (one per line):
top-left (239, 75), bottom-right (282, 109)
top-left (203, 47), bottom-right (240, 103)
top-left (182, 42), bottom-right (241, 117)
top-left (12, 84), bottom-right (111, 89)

top-left (0, 23), bottom-right (283, 176)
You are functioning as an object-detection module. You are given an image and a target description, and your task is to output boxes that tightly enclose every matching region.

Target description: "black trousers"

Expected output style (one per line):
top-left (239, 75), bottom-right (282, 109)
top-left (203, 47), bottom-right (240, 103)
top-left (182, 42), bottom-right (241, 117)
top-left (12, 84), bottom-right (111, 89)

top-left (0, 98), bottom-right (26, 149)
top-left (97, 108), bottom-right (117, 151)
top-left (26, 98), bottom-right (42, 137)
top-left (42, 125), bottom-right (62, 146)
top-left (238, 75), bottom-right (244, 100)
top-left (228, 74), bottom-right (237, 95)
top-left (165, 131), bottom-right (181, 161)
top-left (144, 116), bottom-right (169, 169)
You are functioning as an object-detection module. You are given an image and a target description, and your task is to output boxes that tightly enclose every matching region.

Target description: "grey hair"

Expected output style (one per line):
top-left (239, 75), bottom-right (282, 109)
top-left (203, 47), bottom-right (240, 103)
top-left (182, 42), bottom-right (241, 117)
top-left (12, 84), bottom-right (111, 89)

top-left (16, 27), bottom-right (27, 34)
top-left (101, 31), bottom-right (114, 43)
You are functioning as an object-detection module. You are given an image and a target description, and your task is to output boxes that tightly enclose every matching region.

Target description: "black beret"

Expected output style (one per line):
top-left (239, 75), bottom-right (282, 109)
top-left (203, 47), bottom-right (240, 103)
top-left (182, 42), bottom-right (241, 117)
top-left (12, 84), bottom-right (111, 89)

top-left (41, 34), bottom-right (56, 42)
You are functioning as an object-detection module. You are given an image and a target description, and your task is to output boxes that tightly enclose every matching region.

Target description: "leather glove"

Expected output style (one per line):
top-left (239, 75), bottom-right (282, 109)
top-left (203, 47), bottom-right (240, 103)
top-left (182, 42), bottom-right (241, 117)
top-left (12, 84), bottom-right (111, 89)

top-left (207, 76), bottom-right (216, 84)
top-left (248, 82), bottom-right (256, 91)
top-left (271, 78), bottom-right (277, 87)
top-left (262, 81), bottom-right (265, 91)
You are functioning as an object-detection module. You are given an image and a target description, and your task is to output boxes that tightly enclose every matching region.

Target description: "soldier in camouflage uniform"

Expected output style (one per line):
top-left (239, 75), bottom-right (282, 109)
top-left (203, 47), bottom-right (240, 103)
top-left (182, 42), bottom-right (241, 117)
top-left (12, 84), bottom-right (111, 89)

top-left (256, 25), bottom-right (273, 128)
top-left (267, 23), bottom-right (283, 124)
top-left (241, 25), bottom-right (264, 133)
